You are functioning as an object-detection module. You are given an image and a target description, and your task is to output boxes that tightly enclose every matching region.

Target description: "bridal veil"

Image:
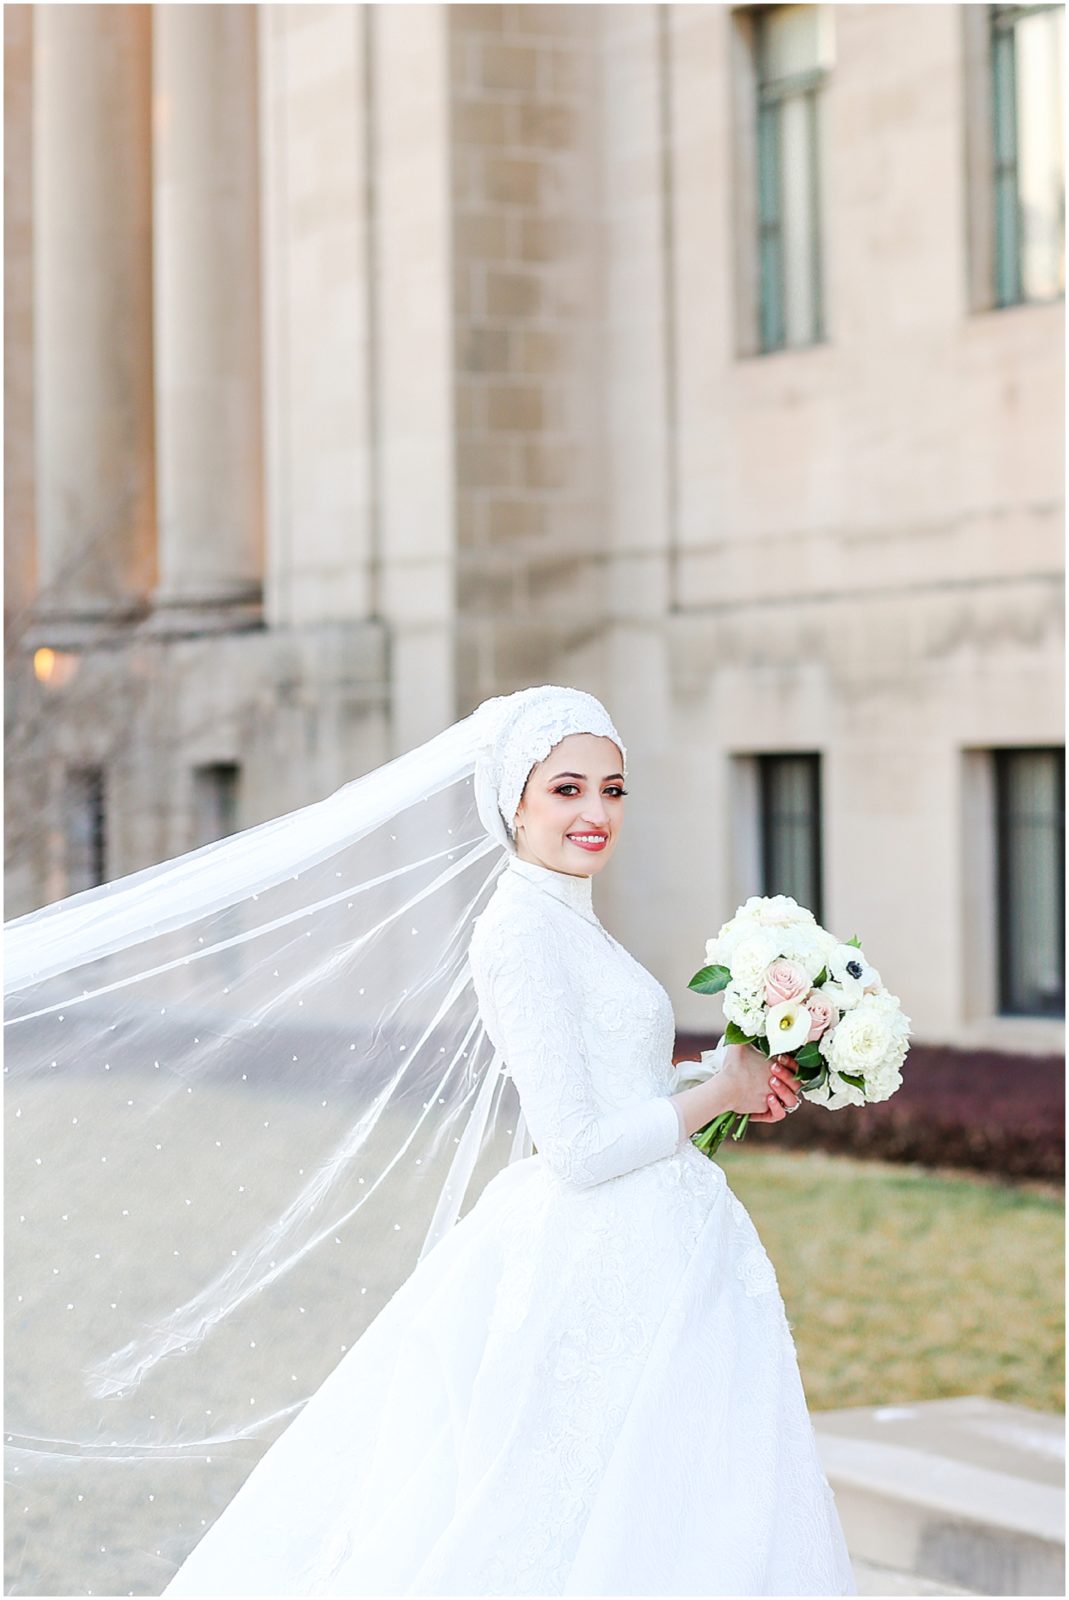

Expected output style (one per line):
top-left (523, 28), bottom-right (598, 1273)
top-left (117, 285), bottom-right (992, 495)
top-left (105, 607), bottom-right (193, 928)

top-left (4, 684), bottom-right (627, 1596)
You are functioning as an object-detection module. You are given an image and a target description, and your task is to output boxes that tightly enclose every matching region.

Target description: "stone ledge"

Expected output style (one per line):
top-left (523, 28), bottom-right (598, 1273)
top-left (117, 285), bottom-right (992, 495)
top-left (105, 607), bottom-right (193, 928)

top-left (813, 1396), bottom-right (1065, 1597)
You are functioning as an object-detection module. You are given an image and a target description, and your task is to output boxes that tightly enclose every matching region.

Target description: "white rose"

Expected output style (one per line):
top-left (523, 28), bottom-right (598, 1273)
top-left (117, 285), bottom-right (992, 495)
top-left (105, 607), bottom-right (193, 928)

top-left (864, 1060), bottom-right (903, 1102)
top-left (739, 894), bottom-right (815, 928)
top-left (722, 983), bottom-right (768, 1038)
top-left (804, 1068), bottom-right (867, 1110)
top-left (706, 916), bottom-right (746, 966)
top-left (730, 931), bottom-right (782, 991)
top-left (858, 989), bottom-right (912, 1040)
top-left (866, 989), bottom-right (911, 1026)
top-left (779, 924), bottom-right (836, 979)
top-left (826, 994), bottom-right (908, 1089)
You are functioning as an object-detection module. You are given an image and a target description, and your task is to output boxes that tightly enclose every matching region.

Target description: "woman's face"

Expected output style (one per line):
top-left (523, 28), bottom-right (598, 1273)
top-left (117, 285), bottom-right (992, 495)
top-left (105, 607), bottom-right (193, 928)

top-left (511, 732), bottom-right (626, 877)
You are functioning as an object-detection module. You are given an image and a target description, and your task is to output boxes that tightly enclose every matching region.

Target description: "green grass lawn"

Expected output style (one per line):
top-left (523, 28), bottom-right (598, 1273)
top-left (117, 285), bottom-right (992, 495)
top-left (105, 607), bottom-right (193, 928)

top-left (720, 1145), bottom-right (1064, 1416)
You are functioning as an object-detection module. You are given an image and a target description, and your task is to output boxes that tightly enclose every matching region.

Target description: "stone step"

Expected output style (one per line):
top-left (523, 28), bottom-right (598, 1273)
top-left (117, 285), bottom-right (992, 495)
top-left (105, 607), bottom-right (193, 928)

top-left (851, 1554), bottom-right (977, 1595)
top-left (811, 1395), bottom-right (1064, 1597)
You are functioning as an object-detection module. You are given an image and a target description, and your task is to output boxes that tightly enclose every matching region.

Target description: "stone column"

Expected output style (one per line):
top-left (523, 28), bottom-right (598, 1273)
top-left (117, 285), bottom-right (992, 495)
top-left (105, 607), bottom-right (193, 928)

top-left (4, 4), bottom-right (36, 636)
top-left (149, 4), bottom-right (263, 631)
top-left (373, 2), bottom-right (457, 749)
top-left (32, 4), bottom-right (156, 640)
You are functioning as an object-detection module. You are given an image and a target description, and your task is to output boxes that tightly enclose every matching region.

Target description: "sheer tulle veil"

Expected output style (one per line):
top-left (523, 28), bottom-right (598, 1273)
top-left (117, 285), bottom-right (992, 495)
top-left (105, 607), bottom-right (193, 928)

top-left (4, 684), bottom-right (628, 1597)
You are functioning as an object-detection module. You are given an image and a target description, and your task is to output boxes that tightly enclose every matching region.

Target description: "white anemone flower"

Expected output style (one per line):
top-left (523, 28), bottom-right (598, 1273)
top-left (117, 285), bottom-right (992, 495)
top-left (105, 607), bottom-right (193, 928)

top-left (818, 979), bottom-right (858, 1013)
top-left (828, 944), bottom-right (880, 1002)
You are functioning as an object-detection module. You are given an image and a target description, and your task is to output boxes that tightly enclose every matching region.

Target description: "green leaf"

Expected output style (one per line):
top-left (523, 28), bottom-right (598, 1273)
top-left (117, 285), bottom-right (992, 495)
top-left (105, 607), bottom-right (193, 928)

top-left (792, 1042), bottom-right (823, 1070)
top-left (688, 963), bottom-right (732, 995)
top-left (803, 1063), bottom-right (829, 1091)
top-left (837, 1070), bottom-right (866, 1090)
top-left (846, 934), bottom-right (862, 949)
top-left (812, 967), bottom-right (828, 987)
top-left (723, 1020), bottom-right (756, 1046)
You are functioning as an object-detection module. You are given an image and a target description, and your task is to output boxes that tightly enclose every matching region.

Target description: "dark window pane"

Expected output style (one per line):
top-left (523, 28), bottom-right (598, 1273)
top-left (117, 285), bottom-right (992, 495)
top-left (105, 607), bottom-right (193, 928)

top-left (193, 762), bottom-right (241, 848)
top-left (65, 767), bottom-right (106, 894)
top-left (995, 747), bottom-right (1065, 1016)
top-left (758, 753), bottom-right (823, 924)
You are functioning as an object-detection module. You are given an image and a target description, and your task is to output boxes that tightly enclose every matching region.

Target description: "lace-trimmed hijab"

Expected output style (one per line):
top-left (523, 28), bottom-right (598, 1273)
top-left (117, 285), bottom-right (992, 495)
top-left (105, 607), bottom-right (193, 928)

top-left (4, 683), bottom-right (626, 1597)
top-left (473, 685), bottom-right (627, 851)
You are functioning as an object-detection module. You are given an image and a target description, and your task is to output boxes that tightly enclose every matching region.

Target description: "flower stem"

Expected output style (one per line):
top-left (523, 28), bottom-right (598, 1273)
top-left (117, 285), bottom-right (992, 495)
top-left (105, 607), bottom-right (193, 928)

top-left (690, 1109), bottom-right (750, 1159)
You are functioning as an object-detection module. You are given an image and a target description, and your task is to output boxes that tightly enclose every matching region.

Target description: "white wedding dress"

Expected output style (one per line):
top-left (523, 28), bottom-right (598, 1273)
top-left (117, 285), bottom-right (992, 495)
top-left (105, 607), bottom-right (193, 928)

top-left (163, 852), bottom-right (857, 1597)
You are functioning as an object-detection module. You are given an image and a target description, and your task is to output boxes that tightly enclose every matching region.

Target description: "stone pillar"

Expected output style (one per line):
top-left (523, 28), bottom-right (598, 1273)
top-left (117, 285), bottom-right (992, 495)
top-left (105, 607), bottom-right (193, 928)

top-left (373, 2), bottom-right (457, 749)
top-left (150, 4), bottom-right (263, 631)
top-left (257, 2), bottom-right (377, 632)
top-left (4, 5), bottom-right (36, 636)
top-left (32, 4), bottom-right (156, 639)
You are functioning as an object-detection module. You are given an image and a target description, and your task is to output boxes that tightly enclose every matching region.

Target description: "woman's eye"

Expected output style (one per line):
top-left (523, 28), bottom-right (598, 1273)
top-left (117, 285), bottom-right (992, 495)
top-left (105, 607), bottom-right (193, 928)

top-left (553, 785), bottom-right (628, 797)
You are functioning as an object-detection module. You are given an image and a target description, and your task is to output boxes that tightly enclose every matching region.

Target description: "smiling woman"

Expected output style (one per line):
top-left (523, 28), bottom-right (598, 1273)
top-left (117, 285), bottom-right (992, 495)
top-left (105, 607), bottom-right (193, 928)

top-left (511, 734), bottom-right (628, 870)
top-left (8, 684), bottom-right (852, 1599)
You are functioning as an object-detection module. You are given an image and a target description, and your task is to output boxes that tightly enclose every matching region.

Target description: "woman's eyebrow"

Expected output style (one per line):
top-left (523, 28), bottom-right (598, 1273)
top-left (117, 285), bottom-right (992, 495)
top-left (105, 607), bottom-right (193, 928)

top-left (548, 771), bottom-right (625, 782)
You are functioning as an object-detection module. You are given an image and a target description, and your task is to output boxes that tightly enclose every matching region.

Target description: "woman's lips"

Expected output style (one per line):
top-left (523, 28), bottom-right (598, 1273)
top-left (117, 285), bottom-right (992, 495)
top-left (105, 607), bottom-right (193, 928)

top-left (567, 834), bottom-right (608, 852)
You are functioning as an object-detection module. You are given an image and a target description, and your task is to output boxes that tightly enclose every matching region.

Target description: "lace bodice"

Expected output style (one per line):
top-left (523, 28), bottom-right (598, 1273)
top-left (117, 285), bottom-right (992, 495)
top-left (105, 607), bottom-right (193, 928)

top-left (467, 855), bottom-right (690, 1188)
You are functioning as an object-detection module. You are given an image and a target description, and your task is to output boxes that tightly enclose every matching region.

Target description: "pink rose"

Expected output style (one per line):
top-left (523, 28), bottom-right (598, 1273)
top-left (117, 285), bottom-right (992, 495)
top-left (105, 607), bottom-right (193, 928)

top-left (805, 992), bottom-right (840, 1042)
top-left (763, 958), bottom-right (812, 1007)
top-left (758, 953), bottom-right (809, 1004)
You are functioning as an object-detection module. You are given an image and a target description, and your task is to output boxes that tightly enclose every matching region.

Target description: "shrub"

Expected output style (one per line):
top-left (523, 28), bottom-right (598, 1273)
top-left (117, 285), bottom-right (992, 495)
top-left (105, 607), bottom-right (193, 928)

top-left (674, 1036), bottom-right (1064, 1182)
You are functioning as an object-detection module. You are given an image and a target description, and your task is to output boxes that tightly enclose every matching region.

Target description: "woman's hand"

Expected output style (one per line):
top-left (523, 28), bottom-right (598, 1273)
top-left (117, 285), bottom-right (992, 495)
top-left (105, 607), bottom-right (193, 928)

top-left (720, 1042), bottom-right (802, 1123)
top-left (670, 1044), bottom-right (803, 1139)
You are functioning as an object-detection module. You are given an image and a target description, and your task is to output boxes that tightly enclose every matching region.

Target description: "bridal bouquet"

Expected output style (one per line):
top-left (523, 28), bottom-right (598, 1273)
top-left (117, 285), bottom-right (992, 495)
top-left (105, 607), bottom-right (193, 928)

top-left (686, 894), bottom-right (911, 1158)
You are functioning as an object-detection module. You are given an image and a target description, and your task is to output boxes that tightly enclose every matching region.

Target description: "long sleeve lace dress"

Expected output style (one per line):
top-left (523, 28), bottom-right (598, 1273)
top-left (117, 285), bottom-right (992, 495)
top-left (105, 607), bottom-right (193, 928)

top-left (162, 851), bottom-right (857, 1597)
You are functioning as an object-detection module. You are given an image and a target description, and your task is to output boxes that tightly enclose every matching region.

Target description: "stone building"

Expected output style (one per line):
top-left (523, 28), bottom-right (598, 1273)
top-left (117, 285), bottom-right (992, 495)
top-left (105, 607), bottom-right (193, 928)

top-left (4, 3), bottom-right (1064, 1054)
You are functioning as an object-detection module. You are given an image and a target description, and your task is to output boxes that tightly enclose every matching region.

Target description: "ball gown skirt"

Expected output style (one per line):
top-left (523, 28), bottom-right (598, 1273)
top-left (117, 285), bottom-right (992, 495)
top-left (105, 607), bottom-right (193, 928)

top-left (161, 1143), bottom-right (856, 1597)
top-left (162, 852), bottom-right (857, 1596)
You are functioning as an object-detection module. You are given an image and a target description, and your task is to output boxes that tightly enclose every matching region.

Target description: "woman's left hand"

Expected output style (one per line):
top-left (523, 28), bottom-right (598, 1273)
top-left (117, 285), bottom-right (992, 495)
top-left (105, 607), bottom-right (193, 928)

top-left (747, 1055), bottom-right (802, 1123)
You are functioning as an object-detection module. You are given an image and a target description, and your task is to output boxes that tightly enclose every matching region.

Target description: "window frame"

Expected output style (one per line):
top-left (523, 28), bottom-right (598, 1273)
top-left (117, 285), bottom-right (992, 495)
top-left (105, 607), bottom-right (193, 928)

top-left (964, 3), bottom-right (1065, 312)
top-left (993, 744), bottom-right (1066, 1018)
top-left (756, 750), bottom-right (824, 925)
top-left (192, 760), bottom-right (242, 848)
top-left (751, 3), bottom-right (829, 354)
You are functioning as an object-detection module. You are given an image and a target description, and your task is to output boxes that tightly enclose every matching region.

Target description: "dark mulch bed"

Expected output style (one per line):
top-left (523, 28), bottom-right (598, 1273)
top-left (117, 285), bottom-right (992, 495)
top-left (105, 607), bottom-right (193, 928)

top-left (673, 1035), bottom-right (1065, 1183)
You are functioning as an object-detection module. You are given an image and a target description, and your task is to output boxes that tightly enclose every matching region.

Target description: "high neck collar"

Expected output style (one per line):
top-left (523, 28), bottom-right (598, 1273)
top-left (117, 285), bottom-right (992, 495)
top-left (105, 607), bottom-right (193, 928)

top-left (504, 852), bottom-right (598, 924)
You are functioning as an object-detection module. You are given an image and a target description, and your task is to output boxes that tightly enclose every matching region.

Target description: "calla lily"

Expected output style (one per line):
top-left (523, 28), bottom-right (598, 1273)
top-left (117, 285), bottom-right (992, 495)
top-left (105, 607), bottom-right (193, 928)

top-left (763, 998), bottom-right (813, 1053)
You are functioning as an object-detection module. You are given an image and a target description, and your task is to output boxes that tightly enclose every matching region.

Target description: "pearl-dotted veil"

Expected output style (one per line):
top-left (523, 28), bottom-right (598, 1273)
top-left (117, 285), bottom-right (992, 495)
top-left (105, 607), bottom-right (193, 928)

top-left (4, 684), bottom-right (627, 1596)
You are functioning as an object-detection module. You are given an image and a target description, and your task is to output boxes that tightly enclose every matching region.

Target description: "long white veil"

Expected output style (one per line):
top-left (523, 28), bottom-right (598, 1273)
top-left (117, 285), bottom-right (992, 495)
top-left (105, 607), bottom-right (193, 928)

top-left (4, 684), bottom-right (626, 1597)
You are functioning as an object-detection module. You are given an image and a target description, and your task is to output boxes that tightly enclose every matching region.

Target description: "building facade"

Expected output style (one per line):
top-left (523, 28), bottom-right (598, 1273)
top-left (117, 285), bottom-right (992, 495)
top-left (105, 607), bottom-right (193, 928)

top-left (4, 3), bottom-right (1064, 1053)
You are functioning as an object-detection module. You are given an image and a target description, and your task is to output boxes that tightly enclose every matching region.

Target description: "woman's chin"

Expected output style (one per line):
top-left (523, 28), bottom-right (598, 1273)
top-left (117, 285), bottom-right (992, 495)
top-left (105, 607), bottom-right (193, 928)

top-left (561, 838), bottom-right (614, 872)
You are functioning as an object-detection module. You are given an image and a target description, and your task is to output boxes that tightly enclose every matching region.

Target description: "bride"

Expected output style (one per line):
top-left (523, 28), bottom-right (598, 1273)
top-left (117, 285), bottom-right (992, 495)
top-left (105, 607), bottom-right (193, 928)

top-left (6, 685), bottom-right (856, 1597)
